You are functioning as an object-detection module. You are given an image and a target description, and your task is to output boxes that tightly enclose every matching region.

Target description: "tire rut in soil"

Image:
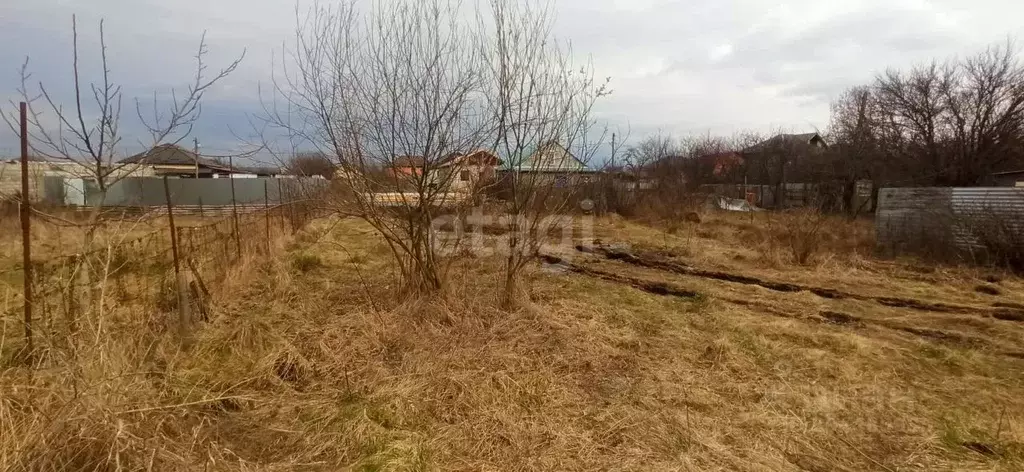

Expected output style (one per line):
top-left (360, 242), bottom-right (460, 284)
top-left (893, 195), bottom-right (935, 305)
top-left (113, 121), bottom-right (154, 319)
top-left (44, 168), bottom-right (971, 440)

top-left (576, 243), bottom-right (1024, 322)
top-left (547, 255), bottom-right (1012, 352)
top-left (541, 254), bottom-right (699, 299)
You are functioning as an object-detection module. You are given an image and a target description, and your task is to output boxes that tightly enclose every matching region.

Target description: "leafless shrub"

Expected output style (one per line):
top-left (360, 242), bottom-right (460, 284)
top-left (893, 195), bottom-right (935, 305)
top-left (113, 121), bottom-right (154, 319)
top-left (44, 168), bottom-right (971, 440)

top-left (765, 208), bottom-right (828, 265)
top-left (262, 0), bottom-right (492, 294)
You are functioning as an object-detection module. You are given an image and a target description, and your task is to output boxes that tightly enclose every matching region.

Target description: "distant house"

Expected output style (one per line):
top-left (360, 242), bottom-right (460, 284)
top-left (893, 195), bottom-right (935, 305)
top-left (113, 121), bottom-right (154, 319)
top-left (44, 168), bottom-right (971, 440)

top-left (989, 169), bottom-right (1024, 187)
top-left (743, 132), bottom-right (828, 155)
top-left (389, 156), bottom-right (425, 177)
top-left (740, 132), bottom-right (828, 185)
top-left (119, 144), bottom-right (236, 178)
top-left (516, 141), bottom-right (590, 173)
top-left (436, 150), bottom-right (502, 192)
top-left (699, 151), bottom-right (745, 177)
top-left (501, 141), bottom-right (595, 188)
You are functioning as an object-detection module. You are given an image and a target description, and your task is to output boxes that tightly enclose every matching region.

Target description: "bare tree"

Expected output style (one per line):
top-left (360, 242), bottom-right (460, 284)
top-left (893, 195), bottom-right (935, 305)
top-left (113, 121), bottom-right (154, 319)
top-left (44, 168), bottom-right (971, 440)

top-left (939, 41), bottom-right (1024, 184)
top-left (624, 133), bottom-right (677, 183)
top-left (835, 40), bottom-right (1024, 188)
top-left (482, 0), bottom-right (609, 307)
top-left (2, 15), bottom-right (243, 328)
top-left (827, 86), bottom-right (883, 214)
top-left (263, 0), bottom-right (607, 303)
top-left (287, 151), bottom-right (337, 178)
top-left (4, 15), bottom-right (243, 221)
top-left (265, 0), bottom-right (493, 295)
top-left (873, 61), bottom-right (951, 184)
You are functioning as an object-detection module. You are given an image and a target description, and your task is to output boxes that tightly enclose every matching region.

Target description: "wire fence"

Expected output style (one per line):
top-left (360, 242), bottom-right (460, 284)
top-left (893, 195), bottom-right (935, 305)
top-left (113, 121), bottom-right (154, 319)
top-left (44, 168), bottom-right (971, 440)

top-left (1, 182), bottom-right (323, 356)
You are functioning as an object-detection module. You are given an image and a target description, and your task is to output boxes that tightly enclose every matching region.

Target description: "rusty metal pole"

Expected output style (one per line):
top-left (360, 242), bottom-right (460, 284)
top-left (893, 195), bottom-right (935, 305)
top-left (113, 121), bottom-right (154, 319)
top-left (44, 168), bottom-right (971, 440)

top-left (263, 179), bottom-right (270, 251)
top-left (19, 102), bottom-right (33, 355)
top-left (229, 155), bottom-right (241, 257)
top-left (276, 179), bottom-right (284, 231)
top-left (163, 177), bottom-right (181, 277)
top-left (163, 177), bottom-right (189, 346)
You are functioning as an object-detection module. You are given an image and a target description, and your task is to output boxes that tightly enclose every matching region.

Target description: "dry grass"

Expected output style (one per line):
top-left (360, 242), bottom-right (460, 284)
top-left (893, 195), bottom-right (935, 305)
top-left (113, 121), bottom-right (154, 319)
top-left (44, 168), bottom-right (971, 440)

top-left (0, 211), bottom-right (238, 294)
top-left (2, 212), bottom-right (1024, 470)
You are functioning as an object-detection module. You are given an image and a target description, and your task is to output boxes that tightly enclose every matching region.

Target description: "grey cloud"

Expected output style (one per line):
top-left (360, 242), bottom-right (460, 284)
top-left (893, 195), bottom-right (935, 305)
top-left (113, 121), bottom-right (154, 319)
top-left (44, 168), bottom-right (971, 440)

top-left (3, 0), bottom-right (1024, 154)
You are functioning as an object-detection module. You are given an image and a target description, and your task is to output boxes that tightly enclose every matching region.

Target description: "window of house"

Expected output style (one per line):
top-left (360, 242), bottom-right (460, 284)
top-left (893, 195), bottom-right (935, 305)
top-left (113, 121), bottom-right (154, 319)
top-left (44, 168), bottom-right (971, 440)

top-left (460, 170), bottom-right (470, 181)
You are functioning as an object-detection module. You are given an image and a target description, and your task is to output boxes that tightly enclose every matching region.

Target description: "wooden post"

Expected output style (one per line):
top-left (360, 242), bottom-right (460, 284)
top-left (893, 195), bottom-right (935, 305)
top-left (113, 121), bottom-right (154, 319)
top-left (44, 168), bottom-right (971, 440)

top-left (19, 102), bottom-right (33, 355)
top-left (163, 177), bottom-right (191, 347)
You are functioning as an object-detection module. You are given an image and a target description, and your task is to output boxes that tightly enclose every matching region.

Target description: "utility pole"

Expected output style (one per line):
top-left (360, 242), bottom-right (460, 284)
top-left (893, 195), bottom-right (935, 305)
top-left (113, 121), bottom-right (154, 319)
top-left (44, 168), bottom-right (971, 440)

top-left (193, 137), bottom-right (200, 178)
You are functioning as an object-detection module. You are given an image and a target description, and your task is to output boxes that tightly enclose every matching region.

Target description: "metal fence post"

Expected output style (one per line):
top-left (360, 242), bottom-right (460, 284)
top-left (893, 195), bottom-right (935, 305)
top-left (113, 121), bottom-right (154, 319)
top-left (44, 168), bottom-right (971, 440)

top-left (163, 177), bottom-right (190, 347)
top-left (19, 102), bottom-right (33, 355)
top-left (276, 179), bottom-right (285, 231)
top-left (264, 180), bottom-right (271, 251)
top-left (229, 155), bottom-right (241, 258)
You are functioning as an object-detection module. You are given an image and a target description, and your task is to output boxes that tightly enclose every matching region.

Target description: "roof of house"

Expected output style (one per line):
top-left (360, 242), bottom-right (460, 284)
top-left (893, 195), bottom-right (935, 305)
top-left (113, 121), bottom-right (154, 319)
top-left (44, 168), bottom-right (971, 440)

top-left (743, 132), bottom-right (827, 153)
top-left (506, 141), bottom-right (593, 172)
top-left (697, 151), bottom-right (744, 163)
top-left (438, 150), bottom-right (503, 168)
top-left (1, 156), bottom-right (77, 164)
top-left (120, 144), bottom-right (233, 171)
top-left (236, 165), bottom-right (283, 176)
top-left (392, 156), bottom-right (425, 168)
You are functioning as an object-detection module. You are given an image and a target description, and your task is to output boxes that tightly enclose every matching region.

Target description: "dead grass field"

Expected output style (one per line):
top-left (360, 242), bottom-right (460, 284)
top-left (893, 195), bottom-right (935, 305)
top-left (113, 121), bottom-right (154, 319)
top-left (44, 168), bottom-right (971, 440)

top-left (2, 210), bottom-right (1024, 471)
top-left (0, 210), bottom-right (247, 292)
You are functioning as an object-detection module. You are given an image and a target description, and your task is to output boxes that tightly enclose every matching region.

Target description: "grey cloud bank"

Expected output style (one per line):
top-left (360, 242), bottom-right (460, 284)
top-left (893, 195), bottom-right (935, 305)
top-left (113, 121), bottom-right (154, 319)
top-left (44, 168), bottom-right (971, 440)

top-left (2, 0), bottom-right (1022, 157)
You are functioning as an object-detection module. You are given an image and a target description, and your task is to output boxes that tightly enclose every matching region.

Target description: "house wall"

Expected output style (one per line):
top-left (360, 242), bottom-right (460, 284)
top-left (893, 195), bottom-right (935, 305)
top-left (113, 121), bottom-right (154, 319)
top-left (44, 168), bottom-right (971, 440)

top-left (109, 165), bottom-right (157, 180)
top-left (529, 145), bottom-right (585, 171)
top-left (444, 163), bottom-right (496, 193)
top-left (390, 166), bottom-right (422, 177)
top-left (0, 161), bottom-right (93, 201)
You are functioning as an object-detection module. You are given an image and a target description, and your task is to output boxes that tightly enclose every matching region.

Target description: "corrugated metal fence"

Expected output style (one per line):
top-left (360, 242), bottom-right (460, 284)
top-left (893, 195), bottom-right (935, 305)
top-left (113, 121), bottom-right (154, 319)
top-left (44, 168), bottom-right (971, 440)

top-left (876, 187), bottom-right (1024, 260)
top-left (42, 176), bottom-right (327, 207)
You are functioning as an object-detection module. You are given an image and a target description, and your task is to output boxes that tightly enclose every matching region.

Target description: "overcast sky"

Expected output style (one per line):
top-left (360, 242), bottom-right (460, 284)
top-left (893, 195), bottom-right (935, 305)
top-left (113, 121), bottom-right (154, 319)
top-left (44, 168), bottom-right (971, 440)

top-left (2, 0), bottom-right (1023, 162)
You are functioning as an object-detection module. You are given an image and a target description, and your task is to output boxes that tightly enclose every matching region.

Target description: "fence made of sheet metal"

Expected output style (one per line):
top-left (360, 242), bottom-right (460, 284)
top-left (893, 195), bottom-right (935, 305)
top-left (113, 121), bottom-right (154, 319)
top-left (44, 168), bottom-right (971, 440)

top-left (876, 187), bottom-right (1024, 263)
